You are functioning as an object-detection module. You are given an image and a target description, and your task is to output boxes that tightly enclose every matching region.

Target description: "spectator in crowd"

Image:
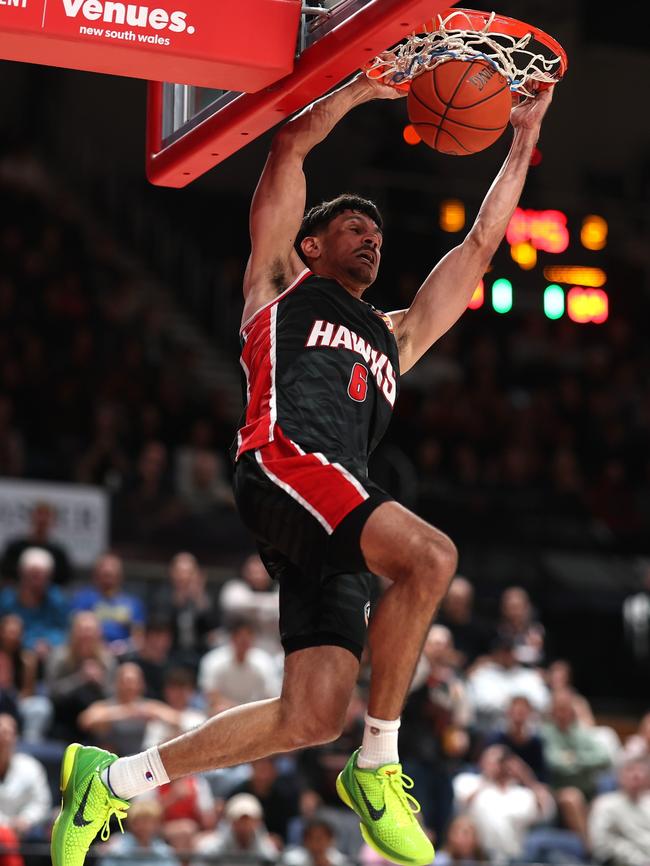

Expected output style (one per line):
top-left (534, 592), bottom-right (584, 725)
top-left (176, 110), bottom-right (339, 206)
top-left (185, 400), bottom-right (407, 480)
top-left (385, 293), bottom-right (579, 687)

top-left (497, 586), bottom-right (545, 667)
top-left (436, 577), bottom-right (493, 668)
top-left (198, 618), bottom-right (280, 705)
top-left (100, 799), bottom-right (179, 866)
top-left (176, 448), bottom-right (233, 515)
top-left (467, 633), bottom-right (550, 729)
top-left (0, 616), bottom-right (36, 701)
top-left (286, 790), bottom-right (361, 858)
top-left (623, 711), bottom-right (650, 762)
top-left (623, 564), bottom-right (650, 694)
top-left (231, 757), bottom-right (300, 843)
top-left (71, 552), bottom-right (145, 650)
top-left (120, 614), bottom-right (174, 699)
top-left (78, 661), bottom-right (179, 756)
top-left (401, 625), bottom-right (472, 840)
top-left (142, 667), bottom-right (205, 749)
top-left (588, 758), bottom-right (650, 866)
top-left (0, 654), bottom-right (20, 725)
top-left (75, 402), bottom-right (130, 489)
top-left (453, 744), bottom-right (555, 863)
top-left (0, 824), bottom-right (24, 866)
top-left (163, 818), bottom-right (203, 866)
top-left (47, 611), bottom-right (115, 742)
top-left (0, 714), bottom-right (51, 840)
top-left (115, 441), bottom-right (183, 544)
top-left (547, 660), bottom-right (595, 726)
top-left (434, 816), bottom-right (487, 866)
top-left (487, 695), bottom-right (547, 782)
top-left (283, 818), bottom-right (351, 866)
top-left (0, 619), bottom-right (48, 742)
top-left (157, 775), bottom-right (218, 833)
top-left (0, 501), bottom-right (72, 585)
top-left (219, 555), bottom-right (280, 655)
top-left (154, 553), bottom-right (218, 669)
top-left (0, 548), bottom-right (69, 656)
top-left (541, 688), bottom-right (611, 846)
top-left (199, 793), bottom-right (278, 864)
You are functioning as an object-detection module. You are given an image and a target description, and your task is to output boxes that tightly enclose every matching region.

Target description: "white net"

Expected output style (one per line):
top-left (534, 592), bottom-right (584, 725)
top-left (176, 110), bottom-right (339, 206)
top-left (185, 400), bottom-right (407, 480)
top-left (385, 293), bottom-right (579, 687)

top-left (366, 9), bottom-right (564, 99)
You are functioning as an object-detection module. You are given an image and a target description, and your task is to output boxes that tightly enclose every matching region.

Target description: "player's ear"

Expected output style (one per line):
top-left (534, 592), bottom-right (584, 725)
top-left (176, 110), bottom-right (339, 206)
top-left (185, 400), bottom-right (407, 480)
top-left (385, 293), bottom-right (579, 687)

top-left (300, 235), bottom-right (321, 261)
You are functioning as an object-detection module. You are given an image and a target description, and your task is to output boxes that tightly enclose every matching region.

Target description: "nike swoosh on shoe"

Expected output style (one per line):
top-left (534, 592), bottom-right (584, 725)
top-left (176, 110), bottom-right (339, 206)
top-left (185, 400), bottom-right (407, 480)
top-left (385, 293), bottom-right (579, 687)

top-left (358, 783), bottom-right (386, 821)
top-left (73, 780), bottom-right (94, 828)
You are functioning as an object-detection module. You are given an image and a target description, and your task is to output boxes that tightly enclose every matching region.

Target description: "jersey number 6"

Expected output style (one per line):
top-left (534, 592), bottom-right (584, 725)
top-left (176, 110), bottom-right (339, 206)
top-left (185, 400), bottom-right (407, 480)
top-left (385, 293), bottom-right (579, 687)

top-left (348, 362), bottom-right (368, 402)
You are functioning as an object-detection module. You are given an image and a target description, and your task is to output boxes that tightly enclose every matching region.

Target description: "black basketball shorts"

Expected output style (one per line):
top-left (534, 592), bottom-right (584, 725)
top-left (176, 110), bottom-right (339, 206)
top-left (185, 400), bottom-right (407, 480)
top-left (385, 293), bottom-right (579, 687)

top-left (233, 428), bottom-right (394, 660)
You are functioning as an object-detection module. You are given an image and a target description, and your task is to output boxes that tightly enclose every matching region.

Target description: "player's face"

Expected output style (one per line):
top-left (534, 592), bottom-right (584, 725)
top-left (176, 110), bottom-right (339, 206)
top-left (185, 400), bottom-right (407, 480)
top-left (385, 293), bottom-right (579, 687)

top-left (324, 210), bottom-right (382, 287)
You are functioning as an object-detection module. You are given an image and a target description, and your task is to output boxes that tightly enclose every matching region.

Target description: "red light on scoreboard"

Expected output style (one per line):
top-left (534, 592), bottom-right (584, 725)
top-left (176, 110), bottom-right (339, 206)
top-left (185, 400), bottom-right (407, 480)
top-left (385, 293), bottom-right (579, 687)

top-left (468, 279), bottom-right (484, 310)
top-left (506, 208), bottom-right (569, 254)
top-left (566, 287), bottom-right (609, 324)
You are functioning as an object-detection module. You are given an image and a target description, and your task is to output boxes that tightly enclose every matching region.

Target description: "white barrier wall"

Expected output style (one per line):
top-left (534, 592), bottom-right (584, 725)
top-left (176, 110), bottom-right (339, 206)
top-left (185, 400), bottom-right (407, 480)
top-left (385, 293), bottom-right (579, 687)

top-left (0, 478), bottom-right (109, 567)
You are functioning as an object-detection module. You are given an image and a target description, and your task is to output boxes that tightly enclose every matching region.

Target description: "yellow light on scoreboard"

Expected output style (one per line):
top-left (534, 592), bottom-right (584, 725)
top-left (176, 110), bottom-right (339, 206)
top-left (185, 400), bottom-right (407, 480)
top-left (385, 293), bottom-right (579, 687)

top-left (543, 266), bottom-right (607, 287)
top-left (510, 241), bottom-right (537, 270)
top-left (581, 215), bottom-right (608, 251)
top-left (440, 199), bottom-right (466, 233)
top-left (567, 287), bottom-right (609, 323)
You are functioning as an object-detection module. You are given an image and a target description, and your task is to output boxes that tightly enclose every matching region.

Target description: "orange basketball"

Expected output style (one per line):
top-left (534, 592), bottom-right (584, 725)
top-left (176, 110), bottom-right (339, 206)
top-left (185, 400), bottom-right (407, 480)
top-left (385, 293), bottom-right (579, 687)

top-left (407, 59), bottom-right (512, 155)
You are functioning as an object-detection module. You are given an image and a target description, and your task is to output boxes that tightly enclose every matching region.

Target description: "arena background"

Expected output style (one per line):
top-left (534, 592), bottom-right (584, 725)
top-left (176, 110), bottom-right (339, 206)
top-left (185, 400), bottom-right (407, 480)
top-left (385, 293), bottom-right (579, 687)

top-left (1, 1), bottom-right (650, 863)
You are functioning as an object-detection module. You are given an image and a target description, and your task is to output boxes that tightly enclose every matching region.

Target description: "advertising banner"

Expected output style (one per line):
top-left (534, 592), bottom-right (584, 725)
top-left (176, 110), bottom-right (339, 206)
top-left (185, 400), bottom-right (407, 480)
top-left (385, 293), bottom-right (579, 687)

top-left (0, 0), bottom-right (300, 90)
top-left (0, 478), bottom-right (109, 568)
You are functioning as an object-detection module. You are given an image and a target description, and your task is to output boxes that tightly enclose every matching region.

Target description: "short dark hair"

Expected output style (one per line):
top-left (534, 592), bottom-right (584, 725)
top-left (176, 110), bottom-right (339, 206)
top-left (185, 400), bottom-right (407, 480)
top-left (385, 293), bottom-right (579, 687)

top-left (295, 194), bottom-right (383, 260)
top-left (164, 666), bottom-right (196, 689)
top-left (303, 818), bottom-right (335, 841)
top-left (227, 615), bottom-right (256, 635)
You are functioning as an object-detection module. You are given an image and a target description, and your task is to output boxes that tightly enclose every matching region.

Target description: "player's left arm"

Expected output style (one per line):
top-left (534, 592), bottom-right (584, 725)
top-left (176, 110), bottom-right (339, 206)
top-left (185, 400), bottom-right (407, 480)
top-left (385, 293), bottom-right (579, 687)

top-left (389, 88), bottom-right (554, 374)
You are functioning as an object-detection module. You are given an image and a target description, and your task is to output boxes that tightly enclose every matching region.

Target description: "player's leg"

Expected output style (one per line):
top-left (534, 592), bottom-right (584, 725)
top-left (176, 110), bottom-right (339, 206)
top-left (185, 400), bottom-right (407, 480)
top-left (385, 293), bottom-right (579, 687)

top-left (336, 500), bottom-right (456, 866)
top-left (159, 644), bottom-right (358, 776)
top-left (50, 645), bottom-right (358, 866)
top-left (361, 500), bottom-right (457, 720)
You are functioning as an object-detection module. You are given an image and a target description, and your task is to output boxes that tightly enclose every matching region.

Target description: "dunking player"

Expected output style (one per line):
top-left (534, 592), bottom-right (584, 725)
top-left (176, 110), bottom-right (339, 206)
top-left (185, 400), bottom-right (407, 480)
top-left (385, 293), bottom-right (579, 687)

top-left (52, 72), bottom-right (552, 866)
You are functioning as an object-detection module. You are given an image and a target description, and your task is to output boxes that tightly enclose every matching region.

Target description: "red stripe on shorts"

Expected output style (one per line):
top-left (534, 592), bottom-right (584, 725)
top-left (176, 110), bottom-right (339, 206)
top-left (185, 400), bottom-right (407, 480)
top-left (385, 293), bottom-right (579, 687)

top-left (255, 425), bottom-right (369, 534)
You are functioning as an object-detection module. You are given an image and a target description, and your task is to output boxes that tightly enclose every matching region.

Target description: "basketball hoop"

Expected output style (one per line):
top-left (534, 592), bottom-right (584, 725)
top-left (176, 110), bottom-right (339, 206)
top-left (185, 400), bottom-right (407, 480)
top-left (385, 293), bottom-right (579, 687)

top-left (366, 8), bottom-right (568, 98)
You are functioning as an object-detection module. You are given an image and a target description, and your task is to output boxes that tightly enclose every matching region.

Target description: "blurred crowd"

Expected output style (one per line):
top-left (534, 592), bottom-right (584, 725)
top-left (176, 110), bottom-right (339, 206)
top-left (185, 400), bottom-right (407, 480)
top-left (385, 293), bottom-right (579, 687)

top-left (0, 177), bottom-right (237, 552)
top-left (0, 536), bottom-right (649, 866)
top-left (387, 280), bottom-right (650, 550)
top-left (2, 175), bottom-right (650, 555)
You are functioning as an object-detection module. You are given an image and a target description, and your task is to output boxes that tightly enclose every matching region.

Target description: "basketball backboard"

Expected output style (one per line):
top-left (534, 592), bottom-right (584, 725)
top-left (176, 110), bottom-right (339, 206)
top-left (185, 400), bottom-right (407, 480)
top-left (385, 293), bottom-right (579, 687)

top-left (146, 0), bottom-right (456, 188)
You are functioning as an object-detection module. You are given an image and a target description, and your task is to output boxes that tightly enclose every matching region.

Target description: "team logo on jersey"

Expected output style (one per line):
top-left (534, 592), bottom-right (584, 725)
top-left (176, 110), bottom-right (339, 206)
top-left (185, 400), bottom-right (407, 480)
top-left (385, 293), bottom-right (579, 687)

top-left (372, 309), bottom-right (394, 333)
top-left (305, 319), bottom-right (397, 407)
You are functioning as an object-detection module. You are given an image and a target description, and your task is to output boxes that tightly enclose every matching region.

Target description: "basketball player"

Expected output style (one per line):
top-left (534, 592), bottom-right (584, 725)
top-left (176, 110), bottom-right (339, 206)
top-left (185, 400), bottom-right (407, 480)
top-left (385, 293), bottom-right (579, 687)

top-left (52, 72), bottom-right (552, 866)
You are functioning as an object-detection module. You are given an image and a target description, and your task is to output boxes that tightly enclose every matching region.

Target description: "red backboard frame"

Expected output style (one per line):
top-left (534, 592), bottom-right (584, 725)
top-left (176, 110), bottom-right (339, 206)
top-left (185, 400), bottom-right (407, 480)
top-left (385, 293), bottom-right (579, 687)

top-left (146, 0), bottom-right (456, 188)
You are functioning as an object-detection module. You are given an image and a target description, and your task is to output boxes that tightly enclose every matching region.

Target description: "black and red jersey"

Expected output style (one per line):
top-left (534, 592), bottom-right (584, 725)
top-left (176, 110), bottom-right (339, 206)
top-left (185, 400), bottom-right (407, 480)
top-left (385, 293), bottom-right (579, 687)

top-left (234, 269), bottom-right (400, 473)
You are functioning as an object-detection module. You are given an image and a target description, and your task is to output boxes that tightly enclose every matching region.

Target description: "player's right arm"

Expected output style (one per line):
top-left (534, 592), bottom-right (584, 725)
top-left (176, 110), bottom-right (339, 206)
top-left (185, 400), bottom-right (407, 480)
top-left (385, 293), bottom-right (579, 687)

top-left (242, 74), bottom-right (401, 325)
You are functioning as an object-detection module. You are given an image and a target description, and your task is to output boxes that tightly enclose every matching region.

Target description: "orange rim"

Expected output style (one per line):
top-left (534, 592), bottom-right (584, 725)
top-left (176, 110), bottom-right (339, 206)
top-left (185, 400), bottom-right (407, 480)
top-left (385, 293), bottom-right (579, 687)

top-left (364, 7), bottom-right (567, 94)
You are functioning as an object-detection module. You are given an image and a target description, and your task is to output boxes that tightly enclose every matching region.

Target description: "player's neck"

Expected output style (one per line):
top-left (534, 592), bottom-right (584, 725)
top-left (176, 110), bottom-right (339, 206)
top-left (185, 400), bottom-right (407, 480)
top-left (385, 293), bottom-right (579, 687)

top-left (311, 263), bottom-right (367, 299)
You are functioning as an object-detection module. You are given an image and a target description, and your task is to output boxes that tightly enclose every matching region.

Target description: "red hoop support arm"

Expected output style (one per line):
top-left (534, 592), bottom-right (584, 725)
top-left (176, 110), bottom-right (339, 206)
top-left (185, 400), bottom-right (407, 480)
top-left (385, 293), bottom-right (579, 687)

top-left (146, 0), bottom-right (457, 188)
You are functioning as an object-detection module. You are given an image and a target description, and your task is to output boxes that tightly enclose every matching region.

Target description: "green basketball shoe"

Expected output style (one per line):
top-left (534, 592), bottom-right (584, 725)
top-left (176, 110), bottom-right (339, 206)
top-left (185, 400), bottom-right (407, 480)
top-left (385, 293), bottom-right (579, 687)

top-left (336, 749), bottom-right (435, 866)
top-left (51, 743), bottom-right (130, 866)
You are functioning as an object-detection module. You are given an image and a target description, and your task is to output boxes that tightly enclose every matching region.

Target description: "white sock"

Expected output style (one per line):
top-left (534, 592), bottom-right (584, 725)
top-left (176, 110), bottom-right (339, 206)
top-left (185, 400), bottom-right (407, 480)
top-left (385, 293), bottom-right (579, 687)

top-left (357, 714), bottom-right (400, 769)
top-left (101, 747), bottom-right (170, 800)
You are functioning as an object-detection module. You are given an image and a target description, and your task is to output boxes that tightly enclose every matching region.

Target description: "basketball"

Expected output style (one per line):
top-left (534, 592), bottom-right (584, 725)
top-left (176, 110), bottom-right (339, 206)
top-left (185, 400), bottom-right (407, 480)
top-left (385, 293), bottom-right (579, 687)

top-left (407, 59), bottom-right (512, 155)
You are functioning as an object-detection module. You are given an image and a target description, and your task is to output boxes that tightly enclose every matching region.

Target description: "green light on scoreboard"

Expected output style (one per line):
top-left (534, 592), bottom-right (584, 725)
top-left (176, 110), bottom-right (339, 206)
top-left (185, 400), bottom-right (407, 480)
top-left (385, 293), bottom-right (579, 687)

top-left (491, 278), bottom-right (513, 314)
top-left (544, 284), bottom-right (565, 319)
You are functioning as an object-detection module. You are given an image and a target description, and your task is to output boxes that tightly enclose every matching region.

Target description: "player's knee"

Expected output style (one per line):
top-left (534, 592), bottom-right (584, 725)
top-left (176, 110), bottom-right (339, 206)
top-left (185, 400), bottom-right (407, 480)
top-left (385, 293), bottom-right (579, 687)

top-left (410, 532), bottom-right (458, 595)
top-left (286, 710), bottom-right (344, 748)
